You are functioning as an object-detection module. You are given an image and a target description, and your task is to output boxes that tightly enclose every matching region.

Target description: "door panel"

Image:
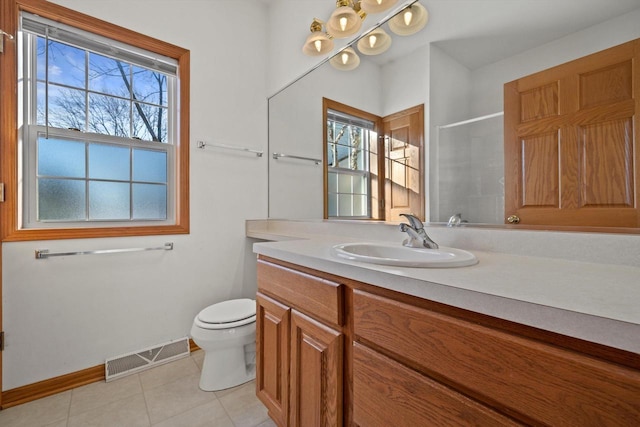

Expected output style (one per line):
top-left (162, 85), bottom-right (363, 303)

top-left (383, 105), bottom-right (425, 222)
top-left (504, 39), bottom-right (639, 227)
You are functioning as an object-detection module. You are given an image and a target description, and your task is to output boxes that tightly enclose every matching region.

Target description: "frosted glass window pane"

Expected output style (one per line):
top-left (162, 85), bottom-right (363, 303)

top-left (133, 104), bottom-right (168, 142)
top-left (338, 174), bottom-right (351, 193)
top-left (38, 179), bottom-right (85, 220)
top-left (133, 149), bottom-right (167, 183)
top-left (38, 38), bottom-right (86, 89)
top-left (89, 53), bottom-right (130, 97)
top-left (133, 66), bottom-right (168, 106)
top-left (327, 194), bottom-right (337, 217)
top-left (353, 174), bottom-right (367, 194)
top-left (327, 172), bottom-right (337, 192)
top-left (88, 93), bottom-right (130, 137)
top-left (354, 195), bottom-right (367, 216)
top-left (44, 84), bottom-right (86, 129)
top-left (133, 184), bottom-right (167, 219)
top-left (89, 144), bottom-right (130, 181)
top-left (38, 137), bottom-right (85, 178)
top-left (89, 181), bottom-right (130, 219)
top-left (339, 194), bottom-right (352, 216)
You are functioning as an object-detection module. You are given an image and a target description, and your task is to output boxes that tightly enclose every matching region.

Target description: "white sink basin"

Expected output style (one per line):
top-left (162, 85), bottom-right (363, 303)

top-left (331, 242), bottom-right (478, 268)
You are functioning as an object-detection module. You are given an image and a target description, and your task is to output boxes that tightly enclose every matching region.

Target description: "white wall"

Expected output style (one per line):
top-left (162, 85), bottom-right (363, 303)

top-left (2, 0), bottom-right (268, 390)
top-left (269, 60), bottom-right (382, 219)
top-left (469, 7), bottom-right (640, 118)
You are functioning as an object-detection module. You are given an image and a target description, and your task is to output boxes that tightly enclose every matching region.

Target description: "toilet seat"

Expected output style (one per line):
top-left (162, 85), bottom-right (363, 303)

top-left (196, 298), bottom-right (256, 330)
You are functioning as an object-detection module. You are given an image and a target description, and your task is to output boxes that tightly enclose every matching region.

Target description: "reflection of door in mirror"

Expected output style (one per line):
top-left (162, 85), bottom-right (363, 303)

top-left (383, 105), bottom-right (425, 222)
top-left (323, 99), bottom-right (425, 221)
top-left (504, 38), bottom-right (639, 229)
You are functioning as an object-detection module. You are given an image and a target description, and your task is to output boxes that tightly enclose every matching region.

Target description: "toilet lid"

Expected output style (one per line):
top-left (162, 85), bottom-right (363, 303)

top-left (197, 298), bottom-right (256, 324)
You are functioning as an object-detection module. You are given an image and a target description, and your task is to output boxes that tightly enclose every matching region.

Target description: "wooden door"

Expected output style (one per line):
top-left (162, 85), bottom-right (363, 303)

top-left (383, 105), bottom-right (425, 222)
top-left (504, 39), bottom-right (640, 227)
top-left (289, 310), bottom-right (343, 427)
top-left (256, 293), bottom-right (290, 427)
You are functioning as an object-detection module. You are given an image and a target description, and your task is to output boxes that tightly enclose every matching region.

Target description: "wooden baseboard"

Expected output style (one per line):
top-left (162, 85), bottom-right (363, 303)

top-left (1, 338), bottom-right (201, 410)
top-left (1, 364), bottom-right (104, 410)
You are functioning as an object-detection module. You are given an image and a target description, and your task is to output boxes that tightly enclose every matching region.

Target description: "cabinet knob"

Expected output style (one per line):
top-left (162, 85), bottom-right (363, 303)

top-left (506, 215), bottom-right (521, 224)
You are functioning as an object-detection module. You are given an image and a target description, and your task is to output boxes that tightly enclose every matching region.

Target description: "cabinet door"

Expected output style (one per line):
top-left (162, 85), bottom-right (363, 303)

top-left (289, 310), bottom-right (343, 427)
top-left (256, 293), bottom-right (290, 427)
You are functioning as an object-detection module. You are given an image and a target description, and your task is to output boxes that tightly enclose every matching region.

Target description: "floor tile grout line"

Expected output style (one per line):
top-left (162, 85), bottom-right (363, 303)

top-left (135, 373), bottom-right (153, 427)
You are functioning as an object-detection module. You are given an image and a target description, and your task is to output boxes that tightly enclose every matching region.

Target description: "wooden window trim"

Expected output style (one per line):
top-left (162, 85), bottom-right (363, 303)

top-left (0, 0), bottom-right (190, 242)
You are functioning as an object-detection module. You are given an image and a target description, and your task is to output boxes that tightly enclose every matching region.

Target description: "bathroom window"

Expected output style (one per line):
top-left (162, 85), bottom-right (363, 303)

top-left (325, 101), bottom-right (381, 219)
top-left (11, 9), bottom-right (190, 238)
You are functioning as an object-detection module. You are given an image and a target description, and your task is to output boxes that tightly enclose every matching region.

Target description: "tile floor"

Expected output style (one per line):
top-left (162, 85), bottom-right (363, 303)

top-left (0, 350), bottom-right (276, 427)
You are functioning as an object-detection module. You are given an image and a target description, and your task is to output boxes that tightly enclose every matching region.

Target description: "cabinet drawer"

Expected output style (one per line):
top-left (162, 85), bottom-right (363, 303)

top-left (257, 259), bottom-right (343, 326)
top-left (353, 290), bottom-right (640, 426)
top-left (353, 342), bottom-right (521, 427)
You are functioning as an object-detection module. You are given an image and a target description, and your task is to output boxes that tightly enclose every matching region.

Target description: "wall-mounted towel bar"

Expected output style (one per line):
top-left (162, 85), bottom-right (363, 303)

top-left (35, 242), bottom-right (174, 259)
top-left (272, 152), bottom-right (322, 165)
top-left (197, 140), bottom-right (263, 157)
top-left (437, 112), bottom-right (504, 129)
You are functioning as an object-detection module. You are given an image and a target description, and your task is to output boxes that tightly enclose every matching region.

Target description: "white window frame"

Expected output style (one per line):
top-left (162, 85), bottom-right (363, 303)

top-left (326, 109), bottom-right (374, 219)
top-left (19, 12), bottom-right (178, 229)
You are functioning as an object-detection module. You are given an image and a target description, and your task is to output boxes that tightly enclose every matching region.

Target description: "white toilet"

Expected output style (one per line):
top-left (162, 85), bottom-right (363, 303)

top-left (190, 298), bottom-right (257, 391)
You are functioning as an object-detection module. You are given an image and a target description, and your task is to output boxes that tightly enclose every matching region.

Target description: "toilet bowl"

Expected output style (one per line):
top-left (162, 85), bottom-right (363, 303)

top-left (190, 298), bottom-right (256, 391)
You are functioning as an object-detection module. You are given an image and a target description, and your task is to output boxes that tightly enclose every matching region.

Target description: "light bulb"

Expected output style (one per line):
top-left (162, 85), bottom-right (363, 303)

top-left (341, 52), bottom-right (349, 64)
top-left (403, 9), bottom-right (413, 26)
top-left (376, 0), bottom-right (382, 4)
top-left (339, 16), bottom-right (348, 31)
top-left (369, 35), bottom-right (377, 48)
top-left (314, 40), bottom-right (322, 52)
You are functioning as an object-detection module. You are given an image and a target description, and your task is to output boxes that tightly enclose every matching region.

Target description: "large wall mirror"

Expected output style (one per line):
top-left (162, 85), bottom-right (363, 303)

top-left (268, 0), bottom-right (640, 231)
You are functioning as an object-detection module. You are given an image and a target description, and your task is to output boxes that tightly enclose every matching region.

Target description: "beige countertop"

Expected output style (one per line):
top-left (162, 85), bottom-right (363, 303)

top-left (248, 220), bottom-right (640, 354)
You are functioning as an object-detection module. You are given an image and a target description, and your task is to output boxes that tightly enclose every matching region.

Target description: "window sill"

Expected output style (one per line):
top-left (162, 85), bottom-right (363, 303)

top-left (1, 223), bottom-right (189, 242)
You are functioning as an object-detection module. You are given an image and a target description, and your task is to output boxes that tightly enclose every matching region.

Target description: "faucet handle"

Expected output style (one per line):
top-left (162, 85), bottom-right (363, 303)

top-left (400, 213), bottom-right (424, 230)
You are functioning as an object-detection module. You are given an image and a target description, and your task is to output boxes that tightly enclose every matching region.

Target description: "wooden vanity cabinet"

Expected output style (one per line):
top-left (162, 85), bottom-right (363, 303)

top-left (256, 256), bottom-right (640, 426)
top-left (256, 259), bottom-right (345, 427)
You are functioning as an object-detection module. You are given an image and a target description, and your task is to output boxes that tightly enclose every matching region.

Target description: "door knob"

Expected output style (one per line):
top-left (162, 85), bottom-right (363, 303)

top-left (506, 215), bottom-right (520, 224)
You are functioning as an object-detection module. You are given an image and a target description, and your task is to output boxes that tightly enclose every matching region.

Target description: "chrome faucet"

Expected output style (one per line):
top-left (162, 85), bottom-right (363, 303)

top-left (447, 213), bottom-right (462, 227)
top-left (399, 214), bottom-right (439, 249)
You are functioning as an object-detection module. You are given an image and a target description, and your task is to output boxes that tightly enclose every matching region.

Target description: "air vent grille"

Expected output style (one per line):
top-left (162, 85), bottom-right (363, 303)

top-left (105, 337), bottom-right (190, 382)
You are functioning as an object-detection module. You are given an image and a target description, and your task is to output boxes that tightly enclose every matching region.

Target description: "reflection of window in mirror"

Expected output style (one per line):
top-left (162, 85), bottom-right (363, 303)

top-left (323, 99), bottom-right (425, 221)
top-left (324, 99), bottom-right (382, 220)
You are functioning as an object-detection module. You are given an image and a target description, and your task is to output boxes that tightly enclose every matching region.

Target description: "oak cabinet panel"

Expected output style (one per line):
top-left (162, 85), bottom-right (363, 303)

top-left (256, 260), bottom-right (345, 427)
top-left (353, 342), bottom-right (522, 427)
top-left (290, 310), bottom-right (343, 427)
top-left (353, 289), bottom-right (640, 426)
top-left (256, 293), bottom-right (289, 427)
top-left (256, 257), bottom-right (640, 427)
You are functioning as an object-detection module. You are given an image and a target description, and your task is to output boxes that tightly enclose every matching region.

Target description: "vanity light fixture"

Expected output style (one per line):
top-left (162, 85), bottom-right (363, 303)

top-left (329, 47), bottom-right (360, 70)
top-left (356, 27), bottom-right (392, 55)
top-left (359, 0), bottom-right (399, 14)
top-left (326, 0), bottom-right (365, 39)
top-left (302, 0), bottom-right (429, 63)
top-left (389, 2), bottom-right (428, 36)
top-left (302, 18), bottom-right (334, 56)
